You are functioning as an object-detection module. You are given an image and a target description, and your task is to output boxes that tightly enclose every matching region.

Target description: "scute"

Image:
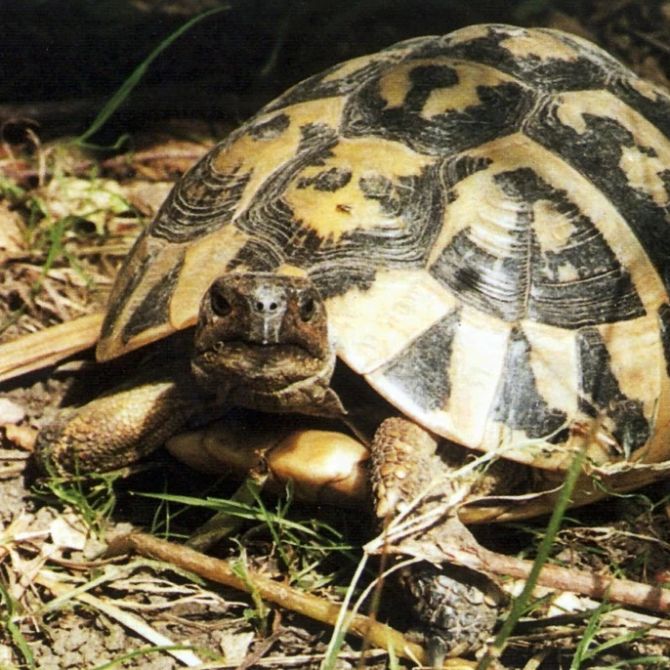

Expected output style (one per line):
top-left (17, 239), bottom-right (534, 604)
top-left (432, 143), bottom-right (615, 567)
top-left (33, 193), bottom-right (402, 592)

top-left (97, 24), bottom-right (670, 469)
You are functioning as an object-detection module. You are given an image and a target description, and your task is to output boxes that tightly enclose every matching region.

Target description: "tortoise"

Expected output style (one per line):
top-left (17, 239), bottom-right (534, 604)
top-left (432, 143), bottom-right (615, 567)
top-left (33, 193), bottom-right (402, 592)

top-left (36, 23), bottom-right (670, 659)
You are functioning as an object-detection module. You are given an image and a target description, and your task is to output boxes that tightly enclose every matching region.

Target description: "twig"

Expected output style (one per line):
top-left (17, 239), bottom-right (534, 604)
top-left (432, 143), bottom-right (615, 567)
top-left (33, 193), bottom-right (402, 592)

top-left (106, 531), bottom-right (474, 668)
top-left (401, 536), bottom-right (670, 615)
top-left (479, 546), bottom-right (670, 614)
top-left (0, 312), bottom-right (103, 382)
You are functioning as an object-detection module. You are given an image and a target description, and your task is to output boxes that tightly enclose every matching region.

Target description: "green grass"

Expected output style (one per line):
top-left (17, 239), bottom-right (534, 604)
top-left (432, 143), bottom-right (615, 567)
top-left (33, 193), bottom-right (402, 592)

top-left (569, 602), bottom-right (650, 670)
top-left (141, 479), bottom-right (359, 590)
top-left (75, 6), bottom-right (229, 148)
top-left (477, 439), bottom-right (590, 669)
top-left (34, 468), bottom-right (122, 539)
top-left (0, 582), bottom-right (34, 670)
top-left (231, 545), bottom-right (272, 635)
top-left (0, 5), bottom-right (228, 336)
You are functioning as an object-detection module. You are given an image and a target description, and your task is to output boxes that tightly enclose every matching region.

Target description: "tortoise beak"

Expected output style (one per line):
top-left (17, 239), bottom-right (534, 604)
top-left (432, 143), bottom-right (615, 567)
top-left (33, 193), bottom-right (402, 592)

top-left (190, 272), bottom-right (334, 396)
top-left (195, 273), bottom-right (329, 357)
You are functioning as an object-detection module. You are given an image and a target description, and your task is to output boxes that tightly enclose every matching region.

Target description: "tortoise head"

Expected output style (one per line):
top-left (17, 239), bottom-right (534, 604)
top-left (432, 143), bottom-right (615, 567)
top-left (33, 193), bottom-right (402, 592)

top-left (191, 273), bottom-right (343, 416)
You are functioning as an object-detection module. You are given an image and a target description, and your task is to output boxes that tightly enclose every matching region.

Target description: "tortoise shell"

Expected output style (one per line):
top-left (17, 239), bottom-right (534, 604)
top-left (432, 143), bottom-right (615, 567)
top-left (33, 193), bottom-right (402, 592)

top-left (97, 24), bottom-right (670, 473)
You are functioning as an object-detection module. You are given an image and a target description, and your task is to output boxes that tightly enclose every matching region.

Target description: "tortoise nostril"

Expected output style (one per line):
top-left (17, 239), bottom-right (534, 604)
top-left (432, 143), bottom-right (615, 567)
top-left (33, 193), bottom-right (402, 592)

top-left (255, 300), bottom-right (279, 312)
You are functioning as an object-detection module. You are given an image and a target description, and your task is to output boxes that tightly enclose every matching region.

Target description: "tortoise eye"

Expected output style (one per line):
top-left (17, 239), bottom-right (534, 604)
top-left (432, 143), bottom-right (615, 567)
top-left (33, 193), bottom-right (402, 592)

top-left (299, 296), bottom-right (316, 322)
top-left (210, 288), bottom-right (232, 317)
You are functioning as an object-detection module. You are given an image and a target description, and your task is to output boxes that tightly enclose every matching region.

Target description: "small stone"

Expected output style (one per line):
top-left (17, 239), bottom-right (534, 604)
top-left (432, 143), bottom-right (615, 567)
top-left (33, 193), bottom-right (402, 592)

top-left (0, 397), bottom-right (26, 425)
top-left (4, 424), bottom-right (37, 451)
top-left (49, 515), bottom-right (88, 551)
top-left (218, 630), bottom-right (254, 664)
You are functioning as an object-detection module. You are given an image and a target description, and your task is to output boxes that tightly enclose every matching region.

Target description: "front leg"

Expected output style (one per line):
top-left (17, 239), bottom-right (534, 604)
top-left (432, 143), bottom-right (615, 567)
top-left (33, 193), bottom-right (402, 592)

top-left (369, 417), bottom-right (505, 662)
top-left (36, 372), bottom-right (199, 475)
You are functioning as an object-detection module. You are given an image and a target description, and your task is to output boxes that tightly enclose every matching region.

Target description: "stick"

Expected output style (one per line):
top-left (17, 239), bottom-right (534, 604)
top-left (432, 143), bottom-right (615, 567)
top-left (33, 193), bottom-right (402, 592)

top-left (0, 312), bottom-right (103, 382)
top-left (106, 532), bottom-right (474, 668)
top-left (402, 535), bottom-right (670, 615)
top-left (478, 545), bottom-right (670, 614)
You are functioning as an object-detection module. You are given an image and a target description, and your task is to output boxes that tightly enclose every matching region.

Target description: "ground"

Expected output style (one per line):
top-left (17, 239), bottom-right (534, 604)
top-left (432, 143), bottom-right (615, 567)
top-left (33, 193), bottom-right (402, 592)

top-left (3, 2), bottom-right (670, 669)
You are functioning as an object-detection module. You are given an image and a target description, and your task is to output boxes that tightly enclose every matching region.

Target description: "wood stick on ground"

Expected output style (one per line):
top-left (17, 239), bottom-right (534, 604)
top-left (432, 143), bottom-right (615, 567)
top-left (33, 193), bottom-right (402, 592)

top-left (479, 545), bottom-right (670, 614)
top-left (0, 312), bottom-right (103, 382)
top-left (106, 531), bottom-right (475, 669)
top-left (424, 539), bottom-right (670, 615)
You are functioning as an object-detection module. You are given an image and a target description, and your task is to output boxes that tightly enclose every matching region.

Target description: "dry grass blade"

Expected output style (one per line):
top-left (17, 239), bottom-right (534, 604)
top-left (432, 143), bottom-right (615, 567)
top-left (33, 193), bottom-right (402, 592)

top-left (36, 570), bottom-right (203, 667)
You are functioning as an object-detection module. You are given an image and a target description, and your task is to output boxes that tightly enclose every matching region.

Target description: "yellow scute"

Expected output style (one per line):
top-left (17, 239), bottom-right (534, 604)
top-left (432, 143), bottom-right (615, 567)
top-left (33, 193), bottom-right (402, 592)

top-left (170, 226), bottom-right (249, 329)
top-left (211, 97), bottom-right (346, 218)
top-left (426, 61), bottom-right (519, 116)
top-left (284, 137), bottom-right (433, 240)
top-left (619, 144), bottom-right (670, 206)
top-left (500, 31), bottom-right (580, 61)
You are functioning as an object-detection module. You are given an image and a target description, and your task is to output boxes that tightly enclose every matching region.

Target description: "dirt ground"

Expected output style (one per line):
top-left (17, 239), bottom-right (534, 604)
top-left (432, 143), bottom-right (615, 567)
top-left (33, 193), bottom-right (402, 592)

top-left (3, 1), bottom-right (670, 668)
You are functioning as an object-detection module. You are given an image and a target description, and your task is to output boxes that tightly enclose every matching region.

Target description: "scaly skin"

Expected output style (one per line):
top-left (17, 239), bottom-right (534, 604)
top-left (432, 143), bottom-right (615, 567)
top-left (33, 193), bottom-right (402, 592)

top-left (36, 273), bottom-right (340, 475)
top-left (36, 375), bottom-right (198, 475)
top-left (370, 417), bottom-right (505, 662)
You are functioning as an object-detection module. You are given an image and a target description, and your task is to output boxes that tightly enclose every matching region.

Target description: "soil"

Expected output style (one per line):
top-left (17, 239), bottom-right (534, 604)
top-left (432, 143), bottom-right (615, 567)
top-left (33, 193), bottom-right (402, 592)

top-left (3, 2), bottom-right (670, 669)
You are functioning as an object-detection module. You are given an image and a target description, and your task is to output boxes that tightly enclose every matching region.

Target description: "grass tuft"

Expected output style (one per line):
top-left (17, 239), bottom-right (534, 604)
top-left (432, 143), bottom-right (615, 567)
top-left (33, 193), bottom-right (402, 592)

top-left (0, 582), bottom-right (35, 670)
top-left (34, 469), bottom-right (122, 538)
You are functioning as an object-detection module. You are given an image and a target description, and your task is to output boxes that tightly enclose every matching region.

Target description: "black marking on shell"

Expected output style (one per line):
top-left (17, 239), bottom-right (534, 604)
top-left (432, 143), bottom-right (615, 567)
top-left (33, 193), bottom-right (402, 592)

top-left (248, 113), bottom-right (290, 140)
top-left (309, 260), bottom-right (379, 299)
top-left (527, 98), bottom-right (670, 295)
top-left (262, 42), bottom-right (418, 114)
top-left (121, 257), bottom-right (185, 344)
top-left (498, 168), bottom-right (645, 326)
top-left (225, 237), bottom-right (286, 274)
top-left (658, 304), bottom-right (670, 377)
top-left (297, 166), bottom-right (352, 192)
top-left (100, 236), bottom-right (157, 341)
top-left (230, 110), bottom-right (446, 297)
top-left (492, 328), bottom-right (567, 438)
top-left (297, 123), bottom-right (338, 155)
top-left (443, 154), bottom-right (493, 187)
top-left (379, 310), bottom-right (461, 412)
top-left (430, 166), bottom-right (645, 328)
top-left (358, 173), bottom-right (406, 216)
top-left (151, 150), bottom-right (251, 243)
top-left (230, 122), bottom-right (340, 274)
top-left (610, 76), bottom-right (670, 142)
top-left (403, 63), bottom-right (459, 105)
top-left (309, 164), bottom-right (446, 298)
top-left (342, 62), bottom-right (534, 156)
top-left (577, 327), bottom-right (650, 456)
top-left (359, 172), bottom-right (393, 199)
top-left (443, 25), bottom-right (617, 92)
top-left (430, 226), bottom-right (527, 322)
